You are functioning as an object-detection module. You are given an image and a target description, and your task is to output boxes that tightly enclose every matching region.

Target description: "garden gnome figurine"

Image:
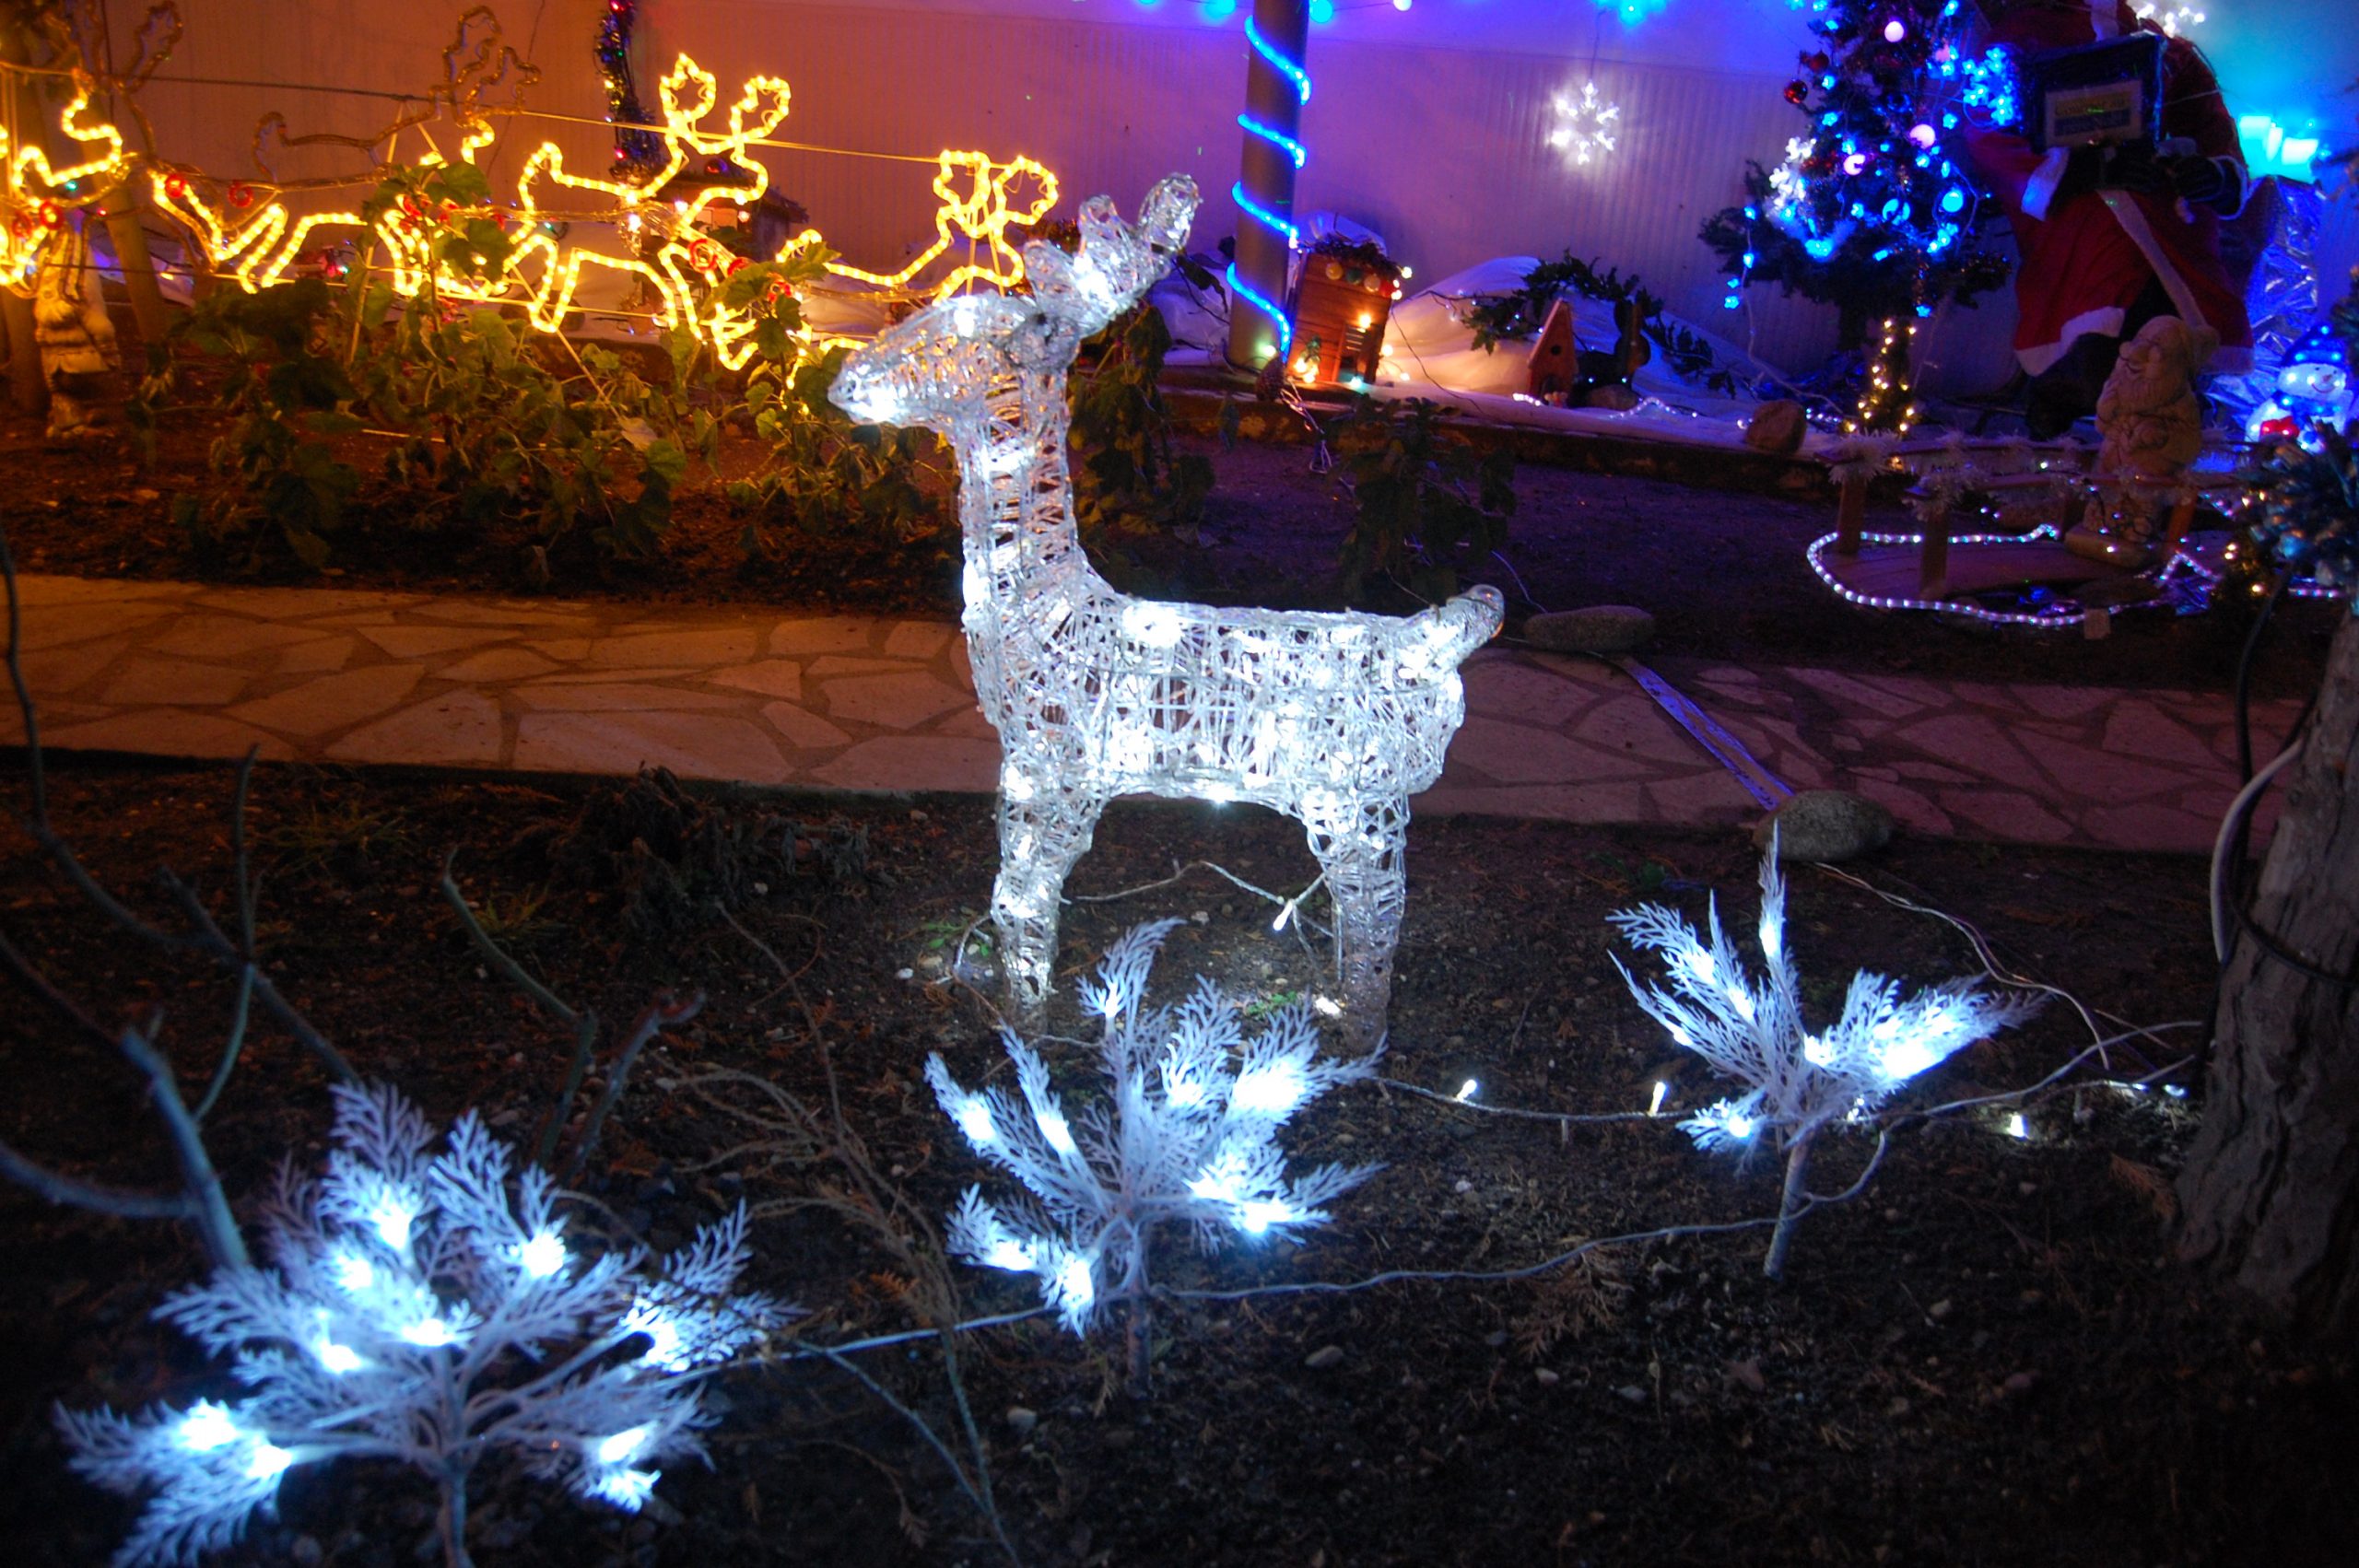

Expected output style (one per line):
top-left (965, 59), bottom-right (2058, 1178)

top-left (34, 226), bottom-right (119, 440)
top-left (2067, 313), bottom-right (2215, 566)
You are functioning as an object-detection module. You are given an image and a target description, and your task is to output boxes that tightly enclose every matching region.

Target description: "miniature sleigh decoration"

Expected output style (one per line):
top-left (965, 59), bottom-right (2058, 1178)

top-left (831, 175), bottom-right (1502, 1040)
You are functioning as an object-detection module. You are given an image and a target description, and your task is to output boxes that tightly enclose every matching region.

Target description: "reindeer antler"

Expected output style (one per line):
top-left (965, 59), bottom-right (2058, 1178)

top-left (1023, 174), bottom-right (1200, 341)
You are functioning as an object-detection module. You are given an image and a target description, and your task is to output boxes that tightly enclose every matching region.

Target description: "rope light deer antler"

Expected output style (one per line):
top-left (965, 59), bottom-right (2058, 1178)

top-left (2, 75), bottom-right (130, 292)
top-left (819, 149), bottom-right (1058, 300)
top-left (830, 176), bottom-right (1503, 1043)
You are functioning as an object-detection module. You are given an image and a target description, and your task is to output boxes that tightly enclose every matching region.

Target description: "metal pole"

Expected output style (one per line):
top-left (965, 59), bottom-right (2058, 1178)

top-left (1225, 0), bottom-right (1309, 371)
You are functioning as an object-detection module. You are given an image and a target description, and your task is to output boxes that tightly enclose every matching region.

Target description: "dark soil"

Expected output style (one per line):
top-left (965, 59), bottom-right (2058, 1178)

top-left (1, 307), bottom-right (2336, 700)
top-left (4, 760), bottom-right (2350, 1568)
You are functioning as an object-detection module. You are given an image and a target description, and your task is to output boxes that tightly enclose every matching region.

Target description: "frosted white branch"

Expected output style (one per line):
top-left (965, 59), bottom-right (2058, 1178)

top-left (1611, 835), bottom-right (2042, 1155)
top-left (925, 920), bottom-right (1379, 1332)
top-left (56, 1084), bottom-right (789, 1566)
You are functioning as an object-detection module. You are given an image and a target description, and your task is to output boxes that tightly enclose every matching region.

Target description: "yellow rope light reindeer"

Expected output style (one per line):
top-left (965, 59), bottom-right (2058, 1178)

top-left (132, 6), bottom-right (1061, 361)
top-left (2, 77), bottom-right (129, 292)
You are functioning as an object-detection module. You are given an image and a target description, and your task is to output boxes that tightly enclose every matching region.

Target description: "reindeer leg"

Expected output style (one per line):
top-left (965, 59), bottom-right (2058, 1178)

top-left (992, 771), bottom-right (1105, 1022)
top-left (1298, 792), bottom-right (1410, 1049)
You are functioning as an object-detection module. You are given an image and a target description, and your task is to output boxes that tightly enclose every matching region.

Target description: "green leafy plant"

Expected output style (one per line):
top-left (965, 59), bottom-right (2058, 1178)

top-left (258, 796), bottom-right (416, 881)
top-left (135, 160), bottom-right (700, 574)
top-left (716, 257), bottom-right (947, 552)
top-left (1327, 396), bottom-right (1516, 601)
top-left (1068, 298), bottom-right (1215, 546)
top-left (350, 162), bottom-right (691, 569)
top-left (131, 277), bottom-right (364, 568)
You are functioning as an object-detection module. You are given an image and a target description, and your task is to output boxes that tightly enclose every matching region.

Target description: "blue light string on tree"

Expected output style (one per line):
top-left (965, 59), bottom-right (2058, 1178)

top-left (1229, 13), bottom-right (1310, 357)
top-left (1705, 0), bottom-right (2018, 352)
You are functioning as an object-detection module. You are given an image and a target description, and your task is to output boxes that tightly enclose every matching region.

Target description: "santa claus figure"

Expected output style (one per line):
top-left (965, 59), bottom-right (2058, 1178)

top-left (1964, 0), bottom-right (2251, 437)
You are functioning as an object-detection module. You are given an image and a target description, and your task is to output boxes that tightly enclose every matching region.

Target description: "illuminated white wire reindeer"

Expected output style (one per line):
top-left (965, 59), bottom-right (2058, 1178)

top-left (831, 175), bottom-right (1502, 1040)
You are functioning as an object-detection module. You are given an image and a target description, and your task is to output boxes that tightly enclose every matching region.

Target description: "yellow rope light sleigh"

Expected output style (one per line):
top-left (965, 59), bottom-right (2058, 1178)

top-left (135, 19), bottom-right (1062, 365)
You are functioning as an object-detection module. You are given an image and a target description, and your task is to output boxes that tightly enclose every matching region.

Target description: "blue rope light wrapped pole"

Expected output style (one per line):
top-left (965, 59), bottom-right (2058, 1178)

top-left (1226, 1), bottom-right (1309, 369)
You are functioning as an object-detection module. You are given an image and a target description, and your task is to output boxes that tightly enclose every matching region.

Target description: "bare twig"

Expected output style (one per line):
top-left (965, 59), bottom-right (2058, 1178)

top-left (561, 991), bottom-right (702, 1186)
top-left (158, 866), bottom-right (358, 1083)
top-left (719, 907), bottom-right (1014, 1559)
top-left (440, 852), bottom-right (600, 1169)
top-left (0, 1141), bottom-right (200, 1223)
top-left (440, 851), bottom-right (585, 1028)
top-left (802, 1344), bottom-right (1024, 1567)
top-left (191, 964), bottom-right (255, 1124)
top-left (113, 1020), bottom-right (250, 1271)
top-left (0, 1017), bottom-right (249, 1270)
top-left (6, 531), bottom-right (355, 1089)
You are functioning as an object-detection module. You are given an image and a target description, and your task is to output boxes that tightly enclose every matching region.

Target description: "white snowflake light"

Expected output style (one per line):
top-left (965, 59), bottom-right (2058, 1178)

top-left (924, 921), bottom-right (1379, 1354)
top-left (1546, 81), bottom-right (1623, 167)
top-left (830, 176), bottom-right (1502, 1041)
top-left (2131, 2), bottom-right (2206, 36)
top-left (56, 1084), bottom-right (788, 1567)
top-left (1766, 135), bottom-right (1815, 222)
top-left (1611, 837), bottom-right (2038, 1275)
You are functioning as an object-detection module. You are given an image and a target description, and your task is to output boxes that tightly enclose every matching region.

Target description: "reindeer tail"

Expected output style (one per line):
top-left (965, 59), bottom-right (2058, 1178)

top-left (1423, 583), bottom-right (1506, 670)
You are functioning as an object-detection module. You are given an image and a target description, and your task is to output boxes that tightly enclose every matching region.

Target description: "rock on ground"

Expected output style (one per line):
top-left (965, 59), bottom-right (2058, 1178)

top-left (1755, 789), bottom-right (1895, 861)
top-left (1745, 399), bottom-right (1809, 456)
top-left (1525, 605), bottom-right (1657, 656)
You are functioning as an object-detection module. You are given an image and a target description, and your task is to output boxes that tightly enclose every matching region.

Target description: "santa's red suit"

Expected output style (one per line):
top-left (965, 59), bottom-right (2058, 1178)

top-left (1963, 0), bottom-right (2251, 380)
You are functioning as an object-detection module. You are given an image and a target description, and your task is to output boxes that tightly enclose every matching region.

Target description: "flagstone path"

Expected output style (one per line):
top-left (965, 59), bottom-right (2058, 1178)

top-left (2, 575), bottom-right (2295, 854)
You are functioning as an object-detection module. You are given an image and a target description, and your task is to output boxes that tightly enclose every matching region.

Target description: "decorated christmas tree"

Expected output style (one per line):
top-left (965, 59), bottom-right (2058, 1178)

top-left (1703, 0), bottom-right (2017, 420)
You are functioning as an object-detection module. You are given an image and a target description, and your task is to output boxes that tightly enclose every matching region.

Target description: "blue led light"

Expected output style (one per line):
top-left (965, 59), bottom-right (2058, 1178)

top-left (1238, 113), bottom-right (1307, 169)
top-left (1233, 11), bottom-right (1310, 362)
top-left (1940, 188), bottom-right (1966, 213)
top-left (1231, 181), bottom-right (1298, 246)
top-left (1245, 16), bottom-right (1309, 104)
top-left (1227, 263), bottom-right (1293, 354)
top-left (1804, 236), bottom-right (1837, 260)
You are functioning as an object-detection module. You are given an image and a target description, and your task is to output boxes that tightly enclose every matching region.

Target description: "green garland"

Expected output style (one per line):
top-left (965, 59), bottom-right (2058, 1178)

top-left (1467, 254), bottom-right (1734, 393)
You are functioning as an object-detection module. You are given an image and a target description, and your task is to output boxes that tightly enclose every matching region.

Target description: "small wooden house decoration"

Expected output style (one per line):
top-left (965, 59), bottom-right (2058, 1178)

top-left (1290, 238), bottom-right (1403, 386)
top-left (1526, 298), bottom-right (1578, 402)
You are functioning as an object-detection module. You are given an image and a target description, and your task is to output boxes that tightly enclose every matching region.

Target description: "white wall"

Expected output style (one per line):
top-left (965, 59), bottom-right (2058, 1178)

top-left (97, 0), bottom-right (2359, 385)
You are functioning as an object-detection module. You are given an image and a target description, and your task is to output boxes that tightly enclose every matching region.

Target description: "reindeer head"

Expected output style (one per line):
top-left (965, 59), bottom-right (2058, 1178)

top-left (830, 175), bottom-right (1201, 434)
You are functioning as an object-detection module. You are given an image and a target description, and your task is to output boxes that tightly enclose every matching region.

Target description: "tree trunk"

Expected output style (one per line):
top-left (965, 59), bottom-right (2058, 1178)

top-left (2177, 608), bottom-right (2359, 1340)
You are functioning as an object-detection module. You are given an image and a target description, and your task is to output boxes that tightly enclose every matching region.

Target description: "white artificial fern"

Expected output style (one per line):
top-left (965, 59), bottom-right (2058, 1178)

top-left (1612, 837), bottom-right (2041, 1153)
top-left (926, 919), bottom-right (1379, 1333)
top-left (56, 1083), bottom-right (788, 1566)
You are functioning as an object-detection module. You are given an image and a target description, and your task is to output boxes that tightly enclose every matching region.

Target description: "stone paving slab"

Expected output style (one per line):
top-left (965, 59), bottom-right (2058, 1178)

top-left (0, 575), bottom-right (2298, 854)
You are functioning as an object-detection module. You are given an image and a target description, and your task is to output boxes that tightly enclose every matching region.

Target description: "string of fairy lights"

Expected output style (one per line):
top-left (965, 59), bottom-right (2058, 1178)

top-left (1, 6), bottom-right (1084, 375)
